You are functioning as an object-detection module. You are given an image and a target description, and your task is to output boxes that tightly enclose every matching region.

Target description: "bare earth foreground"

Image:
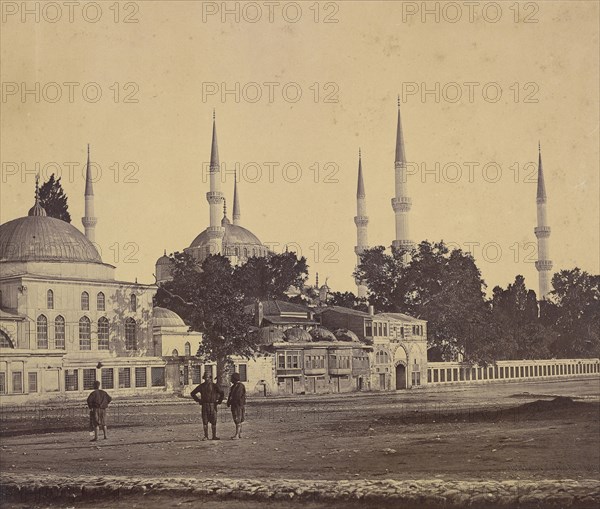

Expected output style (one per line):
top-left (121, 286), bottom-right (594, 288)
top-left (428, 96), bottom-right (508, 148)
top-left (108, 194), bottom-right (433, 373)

top-left (1, 379), bottom-right (599, 508)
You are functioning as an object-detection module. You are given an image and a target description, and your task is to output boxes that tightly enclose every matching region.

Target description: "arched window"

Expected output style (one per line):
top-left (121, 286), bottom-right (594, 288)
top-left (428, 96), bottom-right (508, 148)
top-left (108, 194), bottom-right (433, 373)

top-left (81, 291), bottom-right (89, 311)
top-left (55, 316), bottom-right (65, 349)
top-left (98, 317), bottom-right (109, 350)
top-left (79, 316), bottom-right (91, 350)
top-left (172, 349), bottom-right (179, 357)
top-left (0, 330), bottom-right (14, 348)
top-left (125, 318), bottom-right (137, 350)
top-left (97, 292), bottom-right (105, 311)
top-left (130, 294), bottom-right (137, 312)
top-left (243, 248), bottom-right (248, 258)
top-left (37, 315), bottom-right (48, 349)
top-left (47, 289), bottom-right (54, 309)
top-left (185, 342), bottom-right (191, 356)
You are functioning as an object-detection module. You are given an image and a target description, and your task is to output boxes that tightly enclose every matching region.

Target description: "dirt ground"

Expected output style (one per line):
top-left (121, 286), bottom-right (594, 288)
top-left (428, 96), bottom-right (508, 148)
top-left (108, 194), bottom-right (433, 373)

top-left (1, 378), bottom-right (598, 484)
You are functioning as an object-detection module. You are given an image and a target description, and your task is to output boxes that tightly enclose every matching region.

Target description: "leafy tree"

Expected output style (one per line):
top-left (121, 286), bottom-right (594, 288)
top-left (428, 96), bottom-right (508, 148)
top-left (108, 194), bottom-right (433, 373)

top-left (233, 251), bottom-right (309, 303)
top-left (328, 291), bottom-right (368, 312)
top-left (155, 253), bottom-right (256, 383)
top-left (39, 174), bottom-right (71, 222)
top-left (546, 268), bottom-right (600, 357)
top-left (490, 276), bottom-right (553, 359)
top-left (355, 241), bottom-right (490, 361)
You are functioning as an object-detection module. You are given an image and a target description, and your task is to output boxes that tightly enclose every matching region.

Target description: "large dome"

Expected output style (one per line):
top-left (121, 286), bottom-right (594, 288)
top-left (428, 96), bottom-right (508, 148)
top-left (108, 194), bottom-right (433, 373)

top-left (190, 223), bottom-right (264, 250)
top-left (0, 215), bottom-right (102, 264)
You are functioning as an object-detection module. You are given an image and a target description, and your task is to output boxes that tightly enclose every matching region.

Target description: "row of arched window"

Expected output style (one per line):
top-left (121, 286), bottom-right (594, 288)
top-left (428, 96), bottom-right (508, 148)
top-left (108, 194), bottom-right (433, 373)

top-left (45, 289), bottom-right (138, 313)
top-left (36, 315), bottom-right (137, 351)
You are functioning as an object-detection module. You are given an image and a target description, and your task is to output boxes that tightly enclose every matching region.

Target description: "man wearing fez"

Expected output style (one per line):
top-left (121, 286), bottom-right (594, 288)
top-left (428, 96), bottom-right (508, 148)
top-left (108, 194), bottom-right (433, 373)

top-left (87, 380), bottom-right (112, 441)
top-left (227, 372), bottom-right (246, 440)
top-left (191, 371), bottom-right (224, 440)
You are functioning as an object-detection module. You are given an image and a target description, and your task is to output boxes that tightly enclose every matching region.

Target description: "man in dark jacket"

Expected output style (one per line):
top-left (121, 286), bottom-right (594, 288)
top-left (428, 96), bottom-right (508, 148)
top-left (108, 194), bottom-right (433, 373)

top-left (87, 381), bottom-right (112, 441)
top-left (227, 372), bottom-right (246, 440)
top-left (191, 371), bottom-right (224, 440)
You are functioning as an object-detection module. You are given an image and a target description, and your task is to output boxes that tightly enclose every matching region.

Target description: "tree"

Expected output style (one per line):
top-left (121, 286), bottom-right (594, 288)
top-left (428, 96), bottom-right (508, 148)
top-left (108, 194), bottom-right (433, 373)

top-left (233, 251), bottom-right (309, 303)
top-left (546, 268), bottom-right (600, 357)
top-left (38, 174), bottom-right (71, 222)
top-left (355, 241), bottom-right (490, 361)
top-left (328, 291), bottom-right (368, 311)
top-left (490, 276), bottom-right (553, 359)
top-left (155, 253), bottom-right (257, 383)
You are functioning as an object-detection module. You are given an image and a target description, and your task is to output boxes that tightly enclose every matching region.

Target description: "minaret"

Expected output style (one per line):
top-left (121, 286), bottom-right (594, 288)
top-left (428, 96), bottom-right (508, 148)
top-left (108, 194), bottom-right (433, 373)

top-left (206, 111), bottom-right (225, 255)
top-left (354, 148), bottom-right (369, 299)
top-left (232, 170), bottom-right (241, 226)
top-left (81, 144), bottom-right (98, 243)
top-left (534, 143), bottom-right (553, 300)
top-left (391, 97), bottom-right (413, 253)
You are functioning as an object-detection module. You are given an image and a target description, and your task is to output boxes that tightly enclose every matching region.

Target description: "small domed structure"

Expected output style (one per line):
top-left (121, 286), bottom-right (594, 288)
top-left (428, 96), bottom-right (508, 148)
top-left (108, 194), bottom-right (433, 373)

top-left (309, 327), bottom-right (336, 342)
top-left (334, 328), bottom-right (360, 342)
top-left (153, 307), bottom-right (187, 328)
top-left (284, 327), bottom-right (312, 343)
top-left (256, 326), bottom-right (285, 345)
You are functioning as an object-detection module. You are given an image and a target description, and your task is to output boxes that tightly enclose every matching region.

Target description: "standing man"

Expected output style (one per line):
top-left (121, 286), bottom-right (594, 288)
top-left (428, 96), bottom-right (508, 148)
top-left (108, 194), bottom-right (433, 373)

top-left (227, 372), bottom-right (246, 440)
top-left (87, 380), bottom-right (112, 441)
top-left (191, 371), bottom-right (224, 440)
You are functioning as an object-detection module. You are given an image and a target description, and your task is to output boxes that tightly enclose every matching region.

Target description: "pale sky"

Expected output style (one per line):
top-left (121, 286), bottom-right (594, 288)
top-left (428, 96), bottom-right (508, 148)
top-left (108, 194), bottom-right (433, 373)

top-left (1, 1), bottom-right (599, 296)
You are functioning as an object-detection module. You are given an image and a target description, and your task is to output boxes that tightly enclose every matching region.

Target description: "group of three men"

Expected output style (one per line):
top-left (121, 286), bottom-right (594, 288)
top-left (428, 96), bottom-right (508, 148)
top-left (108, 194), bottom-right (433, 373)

top-left (87, 372), bottom-right (246, 441)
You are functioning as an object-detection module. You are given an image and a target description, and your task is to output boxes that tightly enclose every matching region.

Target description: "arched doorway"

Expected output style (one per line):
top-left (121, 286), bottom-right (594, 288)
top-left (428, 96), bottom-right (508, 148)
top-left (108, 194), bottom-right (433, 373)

top-left (395, 363), bottom-right (407, 390)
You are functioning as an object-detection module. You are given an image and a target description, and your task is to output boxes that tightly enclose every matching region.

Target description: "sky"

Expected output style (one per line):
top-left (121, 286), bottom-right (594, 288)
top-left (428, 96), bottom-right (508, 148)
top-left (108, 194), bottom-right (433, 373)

top-left (1, 0), bottom-right (599, 296)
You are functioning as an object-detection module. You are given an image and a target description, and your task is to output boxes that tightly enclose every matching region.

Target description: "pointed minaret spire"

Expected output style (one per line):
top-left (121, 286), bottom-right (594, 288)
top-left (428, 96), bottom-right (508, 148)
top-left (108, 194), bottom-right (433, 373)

top-left (534, 143), bottom-right (552, 300)
top-left (536, 141), bottom-right (547, 203)
top-left (354, 148), bottom-right (369, 299)
top-left (28, 173), bottom-right (47, 217)
top-left (391, 98), bottom-right (413, 256)
top-left (395, 95), bottom-right (406, 164)
top-left (232, 170), bottom-right (241, 226)
top-left (206, 111), bottom-right (225, 255)
top-left (82, 144), bottom-right (98, 243)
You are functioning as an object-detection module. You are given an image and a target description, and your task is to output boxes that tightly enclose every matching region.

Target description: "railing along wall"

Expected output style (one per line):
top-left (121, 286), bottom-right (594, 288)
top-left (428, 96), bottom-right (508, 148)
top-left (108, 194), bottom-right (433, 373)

top-left (427, 358), bottom-right (600, 385)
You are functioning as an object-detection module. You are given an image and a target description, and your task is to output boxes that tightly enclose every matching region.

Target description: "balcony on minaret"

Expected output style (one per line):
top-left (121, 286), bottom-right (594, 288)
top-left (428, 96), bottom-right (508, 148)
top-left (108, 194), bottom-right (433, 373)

top-left (206, 226), bottom-right (225, 239)
top-left (82, 216), bottom-right (97, 227)
top-left (392, 239), bottom-right (415, 249)
top-left (534, 226), bottom-right (551, 238)
top-left (206, 191), bottom-right (224, 204)
top-left (391, 196), bottom-right (412, 213)
top-left (354, 216), bottom-right (369, 227)
top-left (535, 260), bottom-right (553, 271)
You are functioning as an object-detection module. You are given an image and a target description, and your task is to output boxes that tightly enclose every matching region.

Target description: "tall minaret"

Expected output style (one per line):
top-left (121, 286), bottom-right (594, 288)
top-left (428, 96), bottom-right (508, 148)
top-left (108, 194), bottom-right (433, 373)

top-left (81, 144), bottom-right (97, 243)
top-left (391, 97), bottom-right (413, 253)
top-left (206, 111), bottom-right (225, 255)
top-left (232, 170), bottom-right (241, 226)
top-left (534, 143), bottom-right (553, 300)
top-left (354, 148), bottom-right (369, 299)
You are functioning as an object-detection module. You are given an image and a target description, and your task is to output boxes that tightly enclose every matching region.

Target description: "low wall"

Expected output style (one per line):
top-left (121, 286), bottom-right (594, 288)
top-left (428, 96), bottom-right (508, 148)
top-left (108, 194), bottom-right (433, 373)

top-left (427, 358), bottom-right (600, 385)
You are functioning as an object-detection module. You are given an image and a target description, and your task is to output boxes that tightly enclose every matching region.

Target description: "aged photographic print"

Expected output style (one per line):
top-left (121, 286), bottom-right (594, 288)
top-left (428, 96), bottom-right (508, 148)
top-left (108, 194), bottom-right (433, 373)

top-left (0, 1), bottom-right (599, 508)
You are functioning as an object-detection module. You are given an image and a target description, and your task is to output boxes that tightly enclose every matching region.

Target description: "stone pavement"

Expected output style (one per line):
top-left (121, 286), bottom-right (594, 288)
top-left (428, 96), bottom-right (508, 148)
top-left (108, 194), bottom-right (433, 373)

top-left (1, 474), bottom-right (599, 508)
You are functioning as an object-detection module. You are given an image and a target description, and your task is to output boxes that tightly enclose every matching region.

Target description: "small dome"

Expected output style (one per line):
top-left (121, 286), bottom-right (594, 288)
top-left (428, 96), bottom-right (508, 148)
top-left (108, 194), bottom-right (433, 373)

top-left (0, 215), bottom-right (102, 264)
top-left (256, 326), bottom-right (285, 345)
top-left (309, 327), bottom-right (336, 342)
top-left (334, 328), bottom-right (360, 342)
top-left (284, 327), bottom-right (312, 343)
top-left (156, 250), bottom-right (171, 265)
top-left (153, 307), bottom-right (186, 327)
top-left (28, 202), bottom-right (47, 217)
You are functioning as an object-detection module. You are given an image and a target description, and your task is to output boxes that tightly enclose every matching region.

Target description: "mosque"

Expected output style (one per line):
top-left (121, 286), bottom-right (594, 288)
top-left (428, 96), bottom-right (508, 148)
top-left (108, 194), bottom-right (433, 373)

top-left (0, 100), bottom-right (552, 401)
